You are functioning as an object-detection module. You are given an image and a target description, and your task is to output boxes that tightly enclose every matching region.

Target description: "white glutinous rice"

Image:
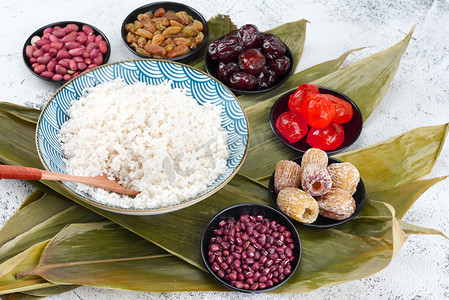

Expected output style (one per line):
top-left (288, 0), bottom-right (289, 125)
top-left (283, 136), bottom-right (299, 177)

top-left (58, 79), bottom-right (229, 209)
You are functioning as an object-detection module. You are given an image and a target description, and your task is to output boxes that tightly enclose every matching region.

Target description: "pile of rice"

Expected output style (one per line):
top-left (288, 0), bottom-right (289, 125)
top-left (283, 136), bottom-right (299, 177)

top-left (58, 79), bottom-right (229, 209)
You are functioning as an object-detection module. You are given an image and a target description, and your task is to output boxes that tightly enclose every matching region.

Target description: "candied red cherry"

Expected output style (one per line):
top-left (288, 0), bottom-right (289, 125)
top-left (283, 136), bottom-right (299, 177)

top-left (238, 49), bottom-right (266, 75)
top-left (267, 55), bottom-right (291, 75)
top-left (275, 111), bottom-right (308, 144)
top-left (262, 34), bottom-right (286, 59)
top-left (229, 71), bottom-right (257, 90)
top-left (301, 94), bottom-right (336, 128)
top-left (327, 94), bottom-right (354, 124)
top-left (306, 122), bottom-right (344, 150)
top-left (288, 83), bottom-right (319, 115)
top-left (216, 61), bottom-right (239, 84)
top-left (217, 34), bottom-right (244, 62)
top-left (239, 24), bottom-right (261, 49)
top-left (208, 40), bottom-right (220, 60)
top-left (257, 66), bottom-right (277, 89)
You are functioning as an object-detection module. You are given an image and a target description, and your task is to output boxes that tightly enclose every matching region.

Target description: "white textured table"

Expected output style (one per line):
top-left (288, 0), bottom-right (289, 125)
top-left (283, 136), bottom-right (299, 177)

top-left (1, 0), bottom-right (448, 299)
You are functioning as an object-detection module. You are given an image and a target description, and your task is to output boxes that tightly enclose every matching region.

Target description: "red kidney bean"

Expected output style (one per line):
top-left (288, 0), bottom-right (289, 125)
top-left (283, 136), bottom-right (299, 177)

top-left (250, 283), bottom-right (258, 290)
top-left (40, 71), bottom-right (54, 79)
top-left (243, 283), bottom-right (250, 290)
top-left (283, 231), bottom-right (291, 238)
top-left (229, 272), bottom-right (237, 281)
top-left (233, 259), bottom-right (241, 268)
top-left (216, 255), bottom-right (224, 264)
top-left (266, 279), bottom-right (274, 287)
top-left (223, 250), bottom-right (229, 257)
top-left (235, 281), bottom-right (244, 289)
top-left (288, 243), bottom-right (295, 250)
top-left (208, 254), bottom-right (216, 263)
top-left (220, 262), bottom-right (228, 270)
top-left (225, 255), bottom-right (233, 265)
top-left (237, 273), bottom-right (244, 281)
top-left (259, 282), bottom-right (266, 289)
top-left (284, 266), bottom-right (292, 275)
top-left (265, 259), bottom-right (274, 267)
top-left (82, 25), bottom-right (94, 35)
top-left (285, 247), bottom-right (293, 258)
top-left (241, 251), bottom-right (247, 260)
top-left (209, 244), bottom-right (219, 251)
top-left (217, 270), bottom-right (225, 278)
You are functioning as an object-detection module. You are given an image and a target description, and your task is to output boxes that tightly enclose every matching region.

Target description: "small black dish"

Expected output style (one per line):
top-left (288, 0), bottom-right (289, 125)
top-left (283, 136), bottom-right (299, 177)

top-left (23, 21), bottom-right (111, 83)
top-left (204, 35), bottom-right (294, 95)
top-left (200, 203), bottom-right (302, 293)
top-left (121, 2), bottom-right (209, 62)
top-left (268, 156), bottom-right (366, 229)
top-left (269, 87), bottom-right (363, 155)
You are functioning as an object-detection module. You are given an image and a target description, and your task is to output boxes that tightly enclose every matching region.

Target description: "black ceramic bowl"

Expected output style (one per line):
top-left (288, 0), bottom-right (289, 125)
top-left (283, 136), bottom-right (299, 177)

top-left (268, 156), bottom-right (366, 229)
top-left (204, 34), bottom-right (294, 95)
top-left (200, 203), bottom-right (301, 293)
top-left (121, 2), bottom-right (209, 62)
top-left (270, 87), bottom-right (363, 155)
top-left (23, 21), bottom-right (111, 83)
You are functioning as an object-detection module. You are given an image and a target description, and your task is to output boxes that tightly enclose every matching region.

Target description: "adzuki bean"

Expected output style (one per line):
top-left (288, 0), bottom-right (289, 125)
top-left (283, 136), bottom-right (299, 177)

top-left (26, 23), bottom-right (108, 81)
top-left (207, 214), bottom-right (295, 291)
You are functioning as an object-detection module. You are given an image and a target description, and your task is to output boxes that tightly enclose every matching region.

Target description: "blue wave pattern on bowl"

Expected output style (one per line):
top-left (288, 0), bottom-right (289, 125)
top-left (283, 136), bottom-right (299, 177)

top-left (37, 60), bottom-right (248, 211)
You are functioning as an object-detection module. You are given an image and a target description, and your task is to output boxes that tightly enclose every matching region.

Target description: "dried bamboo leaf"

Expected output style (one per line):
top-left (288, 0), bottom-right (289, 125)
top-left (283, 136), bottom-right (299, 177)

top-left (313, 26), bottom-right (415, 121)
top-left (19, 222), bottom-right (224, 292)
top-left (397, 219), bottom-right (448, 239)
top-left (0, 195), bottom-right (104, 265)
top-left (335, 124), bottom-right (448, 192)
top-left (0, 241), bottom-right (54, 295)
top-left (239, 48), bottom-right (363, 109)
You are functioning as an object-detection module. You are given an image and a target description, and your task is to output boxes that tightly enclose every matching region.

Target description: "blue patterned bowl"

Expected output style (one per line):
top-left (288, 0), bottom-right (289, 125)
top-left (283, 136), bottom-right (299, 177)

top-left (36, 60), bottom-right (249, 215)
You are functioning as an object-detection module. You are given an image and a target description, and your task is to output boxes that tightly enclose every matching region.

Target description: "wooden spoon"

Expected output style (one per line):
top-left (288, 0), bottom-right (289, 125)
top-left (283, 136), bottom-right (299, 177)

top-left (0, 165), bottom-right (139, 196)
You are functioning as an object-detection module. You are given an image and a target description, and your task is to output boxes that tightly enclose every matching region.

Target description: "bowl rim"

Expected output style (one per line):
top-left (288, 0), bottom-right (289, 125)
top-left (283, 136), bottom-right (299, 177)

top-left (35, 58), bottom-right (250, 215)
top-left (120, 1), bottom-right (209, 62)
top-left (204, 33), bottom-right (294, 95)
top-left (200, 202), bottom-right (302, 293)
top-left (269, 86), bottom-right (363, 155)
top-left (268, 155), bottom-right (366, 228)
top-left (23, 20), bottom-right (111, 83)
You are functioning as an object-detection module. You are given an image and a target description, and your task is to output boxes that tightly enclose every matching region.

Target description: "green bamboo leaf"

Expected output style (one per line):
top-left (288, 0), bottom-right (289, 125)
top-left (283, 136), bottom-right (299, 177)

top-left (1, 293), bottom-right (42, 300)
top-left (16, 285), bottom-right (76, 298)
top-left (190, 15), bottom-right (237, 70)
top-left (239, 48), bottom-right (363, 109)
top-left (0, 103), bottom-right (40, 124)
top-left (0, 241), bottom-right (54, 295)
top-left (0, 195), bottom-right (104, 265)
top-left (313, 26), bottom-right (415, 121)
top-left (18, 222), bottom-right (224, 292)
top-left (335, 124), bottom-right (448, 193)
